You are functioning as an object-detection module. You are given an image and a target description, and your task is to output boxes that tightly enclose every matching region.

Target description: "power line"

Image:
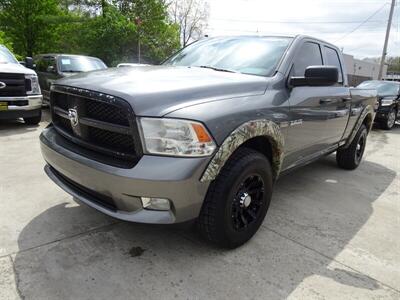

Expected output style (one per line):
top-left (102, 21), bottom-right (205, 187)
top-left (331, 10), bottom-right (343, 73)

top-left (211, 18), bottom-right (386, 24)
top-left (206, 26), bottom-right (389, 35)
top-left (333, 2), bottom-right (390, 42)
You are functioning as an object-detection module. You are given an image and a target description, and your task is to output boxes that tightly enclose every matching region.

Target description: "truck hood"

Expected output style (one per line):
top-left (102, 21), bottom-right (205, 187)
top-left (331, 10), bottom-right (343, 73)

top-left (54, 66), bottom-right (268, 116)
top-left (0, 63), bottom-right (37, 75)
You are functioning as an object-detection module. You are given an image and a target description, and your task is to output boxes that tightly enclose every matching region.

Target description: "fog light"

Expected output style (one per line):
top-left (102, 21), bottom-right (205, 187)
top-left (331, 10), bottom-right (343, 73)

top-left (141, 197), bottom-right (171, 211)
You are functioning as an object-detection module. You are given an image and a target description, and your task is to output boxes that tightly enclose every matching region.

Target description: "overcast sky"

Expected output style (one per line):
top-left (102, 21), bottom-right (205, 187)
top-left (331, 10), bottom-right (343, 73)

top-left (206, 0), bottom-right (399, 59)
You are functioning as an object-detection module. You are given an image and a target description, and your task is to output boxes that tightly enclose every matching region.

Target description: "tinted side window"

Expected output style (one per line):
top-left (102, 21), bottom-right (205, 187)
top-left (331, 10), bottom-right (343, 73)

top-left (293, 42), bottom-right (323, 76)
top-left (324, 46), bottom-right (343, 83)
top-left (36, 57), bottom-right (56, 73)
top-left (35, 57), bottom-right (47, 72)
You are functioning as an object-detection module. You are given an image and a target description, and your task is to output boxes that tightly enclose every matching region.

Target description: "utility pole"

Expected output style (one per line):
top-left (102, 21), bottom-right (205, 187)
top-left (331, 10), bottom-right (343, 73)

top-left (378, 0), bottom-right (396, 80)
top-left (135, 17), bottom-right (143, 64)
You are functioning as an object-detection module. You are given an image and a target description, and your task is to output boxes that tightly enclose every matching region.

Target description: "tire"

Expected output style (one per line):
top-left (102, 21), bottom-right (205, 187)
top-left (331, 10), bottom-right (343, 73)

top-left (197, 147), bottom-right (273, 249)
top-left (23, 110), bottom-right (42, 125)
top-left (336, 124), bottom-right (367, 170)
top-left (381, 108), bottom-right (396, 130)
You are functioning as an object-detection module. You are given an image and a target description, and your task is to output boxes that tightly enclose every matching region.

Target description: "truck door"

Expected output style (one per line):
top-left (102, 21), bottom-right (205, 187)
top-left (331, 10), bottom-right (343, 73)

top-left (284, 41), bottom-right (327, 168)
top-left (284, 41), bottom-right (342, 168)
top-left (320, 45), bottom-right (351, 144)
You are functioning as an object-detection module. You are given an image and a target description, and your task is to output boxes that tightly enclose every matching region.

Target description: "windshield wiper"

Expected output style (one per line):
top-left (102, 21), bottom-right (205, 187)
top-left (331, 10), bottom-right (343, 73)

top-left (197, 65), bottom-right (237, 73)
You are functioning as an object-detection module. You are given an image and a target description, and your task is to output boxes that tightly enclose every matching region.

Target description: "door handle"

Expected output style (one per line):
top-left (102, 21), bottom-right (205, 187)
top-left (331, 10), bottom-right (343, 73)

top-left (319, 99), bottom-right (333, 104)
top-left (342, 97), bottom-right (352, 102)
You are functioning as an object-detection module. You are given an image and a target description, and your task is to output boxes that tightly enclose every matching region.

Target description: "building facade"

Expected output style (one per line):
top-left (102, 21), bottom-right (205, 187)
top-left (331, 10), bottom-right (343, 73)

top-left (343, 54), bottom-right (387, 86)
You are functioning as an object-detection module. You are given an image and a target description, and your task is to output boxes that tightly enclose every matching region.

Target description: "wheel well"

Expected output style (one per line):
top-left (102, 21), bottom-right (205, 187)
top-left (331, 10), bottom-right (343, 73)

top-left (363, 113), bottom-right (373, 132)
top-left (240, 136), bottom-right (273, 164)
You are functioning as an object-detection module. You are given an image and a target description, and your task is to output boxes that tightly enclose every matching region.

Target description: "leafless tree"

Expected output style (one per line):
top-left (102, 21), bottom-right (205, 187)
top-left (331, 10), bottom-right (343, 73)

top-left (168, 0), bottom-right (209, 47)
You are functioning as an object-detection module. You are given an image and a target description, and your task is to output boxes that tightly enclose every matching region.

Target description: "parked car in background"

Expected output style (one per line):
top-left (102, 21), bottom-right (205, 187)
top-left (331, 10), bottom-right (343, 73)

top-left (117, 63), bottom-right (150, 68)
top-left (0, 45), bottom-right (42, 125)
top-left (34, 54), bottom-right (107, 104)
top-left (40, 35), bottom-right (377, 248)
top-left (357, 80), bottom-right (400, 129)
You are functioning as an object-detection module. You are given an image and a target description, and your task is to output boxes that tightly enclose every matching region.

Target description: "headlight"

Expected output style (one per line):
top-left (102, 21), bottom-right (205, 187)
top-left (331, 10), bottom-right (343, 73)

top-left (25, 74), bottom-right (41, 95)
top-left (139, 118), bottom-right (216, 157)
top-left (381, 98), bottom-right (394, 106)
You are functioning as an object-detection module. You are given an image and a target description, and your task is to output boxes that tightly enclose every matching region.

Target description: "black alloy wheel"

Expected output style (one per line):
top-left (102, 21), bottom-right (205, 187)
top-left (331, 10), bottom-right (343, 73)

top-left (231, 174), bottom-right (265, 231)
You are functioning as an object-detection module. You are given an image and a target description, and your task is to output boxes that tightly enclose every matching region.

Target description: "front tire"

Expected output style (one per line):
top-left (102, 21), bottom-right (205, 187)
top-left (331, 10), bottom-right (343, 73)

top-left (23, 110), bottom-right (42, 125)
top-left (336, 124), bottom-right (367, 170)
top-left (381, 108), bottom-right (396, 130)
top-left (197, 148), bottom-right (273, 248)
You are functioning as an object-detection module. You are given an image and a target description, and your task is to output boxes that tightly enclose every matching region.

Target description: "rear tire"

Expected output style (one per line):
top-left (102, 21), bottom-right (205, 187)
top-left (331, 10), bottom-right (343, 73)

top-left (381, 108), bottom-right (396, 130)
top-left (24, 110), bottom-right (42, 125)
top-left (336, 124), bottom-right (367, 170)
top-left (197, 147), bottom-right (273, 249)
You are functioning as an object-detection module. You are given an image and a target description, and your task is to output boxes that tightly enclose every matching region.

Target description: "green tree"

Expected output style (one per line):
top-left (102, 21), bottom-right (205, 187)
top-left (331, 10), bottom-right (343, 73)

top-left (114, 0), bottom-right (180, 63)
top-left (80, 6), bottom-right (137, 65)
top-left (0, 30), bottom-right (13, 50)
top-left (0, 0), bottom-right (63, 57)
top-left (387, 56), bottom-right (400, 73)
top-left (0, 0), bottom-right (180, 64)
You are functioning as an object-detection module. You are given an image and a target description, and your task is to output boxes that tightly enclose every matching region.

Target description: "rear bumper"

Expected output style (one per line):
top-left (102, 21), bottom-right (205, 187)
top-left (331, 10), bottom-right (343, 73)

top-left (0, 95), bottom-right (42, 119)
top-left (40, 126), bottom-right (211, 224)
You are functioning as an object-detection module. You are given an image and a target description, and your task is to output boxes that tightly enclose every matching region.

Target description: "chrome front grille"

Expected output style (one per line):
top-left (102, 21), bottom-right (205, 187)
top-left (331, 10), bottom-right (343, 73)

top-left (0, 73), bottom-right (28, 96)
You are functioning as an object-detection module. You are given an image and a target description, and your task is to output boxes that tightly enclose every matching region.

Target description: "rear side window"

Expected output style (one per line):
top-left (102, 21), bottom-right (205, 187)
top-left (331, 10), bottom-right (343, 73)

top-left (293, 42), bottom-right (323, 76)
top-left (324, 46), bottom-right (343, 83)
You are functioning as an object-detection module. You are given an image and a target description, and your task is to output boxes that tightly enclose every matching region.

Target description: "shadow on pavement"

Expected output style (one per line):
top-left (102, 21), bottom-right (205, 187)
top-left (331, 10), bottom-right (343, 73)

top-left (13, 157), bottom-right (397, 299)
top-left (0, 108), bottom-right (50, 138)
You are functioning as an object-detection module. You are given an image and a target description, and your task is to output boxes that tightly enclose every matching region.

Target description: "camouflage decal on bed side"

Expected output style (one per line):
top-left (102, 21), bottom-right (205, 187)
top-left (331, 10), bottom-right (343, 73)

top-left (343, 105), bottom-right (374, 148)
top-left (200, 120), bottom-right (284, 182)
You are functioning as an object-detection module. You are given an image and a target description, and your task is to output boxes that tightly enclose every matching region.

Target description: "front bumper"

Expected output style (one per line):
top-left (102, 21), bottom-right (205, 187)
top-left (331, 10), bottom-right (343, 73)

top-left (375, 105), bottom-right (393, 120)
top-left (40, 126), bottom-right (211, 224)
top-left (0, 95), bottom-right (42, 119)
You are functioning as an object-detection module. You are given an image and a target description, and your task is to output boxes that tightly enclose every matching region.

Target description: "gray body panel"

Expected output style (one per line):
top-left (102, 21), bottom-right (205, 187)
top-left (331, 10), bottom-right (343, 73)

top-left (55, 66), bottom-right (268, 117)
top-left (41, 126), bottom-right (210, 223)
top-left (40, 35), bottom-right (377, 223)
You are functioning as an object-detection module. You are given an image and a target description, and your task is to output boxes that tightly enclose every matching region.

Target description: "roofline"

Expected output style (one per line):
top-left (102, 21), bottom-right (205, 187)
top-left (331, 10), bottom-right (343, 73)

top-left (203, 34), bottom-right (295, 39)
top-left (34, 53), bottom-right (102, 60)
top-left (293, 35), bottom-right (340, 49)
top-left (201, 34), bottom-right (340, 48)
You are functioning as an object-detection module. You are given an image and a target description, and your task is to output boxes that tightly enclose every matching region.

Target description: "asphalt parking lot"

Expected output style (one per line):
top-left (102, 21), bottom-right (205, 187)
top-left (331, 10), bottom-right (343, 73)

top-left (0, 109), bottom-right (399, 300)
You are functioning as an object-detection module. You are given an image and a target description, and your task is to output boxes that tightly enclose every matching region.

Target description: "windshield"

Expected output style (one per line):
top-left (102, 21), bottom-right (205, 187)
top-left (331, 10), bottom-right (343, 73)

top-left (163, 36), bottom-right (293, 77)
top-left (0, 46), bottom-right (18, 64)
top-left (357, 81), bottom-right (400, 96)
top-left (58, 56), bottom-right (107, 72)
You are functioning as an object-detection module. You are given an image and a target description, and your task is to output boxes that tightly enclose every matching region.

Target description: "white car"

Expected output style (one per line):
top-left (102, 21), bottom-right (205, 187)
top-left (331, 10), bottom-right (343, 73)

top-left (0, 45), bottom-right (42, 125)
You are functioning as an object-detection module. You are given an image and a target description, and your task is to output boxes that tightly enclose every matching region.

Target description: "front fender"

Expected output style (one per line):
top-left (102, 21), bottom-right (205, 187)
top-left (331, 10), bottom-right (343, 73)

top-left (200, 119), bottom-right (284, 182)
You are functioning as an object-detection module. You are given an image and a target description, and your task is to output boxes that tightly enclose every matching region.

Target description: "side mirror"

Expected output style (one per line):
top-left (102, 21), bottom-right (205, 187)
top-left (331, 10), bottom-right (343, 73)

top-left (290, 66), bottom-right (338, 87)
top-left (46, 65), bottom-right (55, 73)
top-left (25, 57), bottom-right (35, 69)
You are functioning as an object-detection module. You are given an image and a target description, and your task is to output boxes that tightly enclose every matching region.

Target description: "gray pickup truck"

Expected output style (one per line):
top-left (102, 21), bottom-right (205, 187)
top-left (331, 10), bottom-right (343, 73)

top-left (40, 35), bottom-right (377, 248)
